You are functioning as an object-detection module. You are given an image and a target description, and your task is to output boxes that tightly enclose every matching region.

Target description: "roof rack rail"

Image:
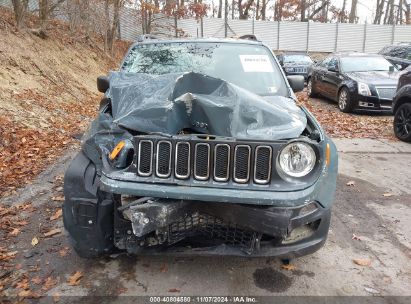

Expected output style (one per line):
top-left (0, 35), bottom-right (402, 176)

top-left (137, 34), bottom-right (159, 42)
top-left (239, 34), bottom-right (258, 41)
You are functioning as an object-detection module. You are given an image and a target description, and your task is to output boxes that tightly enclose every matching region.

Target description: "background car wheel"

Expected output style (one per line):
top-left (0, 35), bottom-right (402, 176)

top-left (338, 87), bottom-right (353, 113)
top-left (394, 103), bottom-right (411, 142)
top-left (307, 78), bottom-right (317, 98)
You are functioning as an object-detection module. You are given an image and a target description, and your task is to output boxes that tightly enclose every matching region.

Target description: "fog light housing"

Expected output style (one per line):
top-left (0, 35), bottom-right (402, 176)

top-left (299, 202), bottom-right (318, 217)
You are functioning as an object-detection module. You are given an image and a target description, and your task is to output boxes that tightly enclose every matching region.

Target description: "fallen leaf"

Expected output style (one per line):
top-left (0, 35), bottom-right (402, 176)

top-left (346, 181), bottom-right (355, 186)
top-left (31, 237), bottom-right (39, 246)
top-left (281, 263), bottom-right (297, 271)
top-left (67, 271), bottom-right (83, 286)
top-left (53, 293), bottom-right (60, 302)
top-left (160, 263), bottom-right (168, 273)
top-left (44, 228), bottom-right (61, 237)
top-left (50, 209), bottom-right (62, 220)
top-left (9, 228), bottom-right (20, 236)
top-left (352, 234), bottom-right (361, 241)
top-left (52, 196), bottom-right (65, 202)
top-left (58, 247), bottom-right (70, 257)
top-left (353, 258), bottom-right (371, 266)
top-left (364, 287), bottom-right (380, 294)
top-left (18, 290), bottom-right (32, 297)
top-left (42, 276), bottom-right (57, 291)
top-left (31, 276), bottom-right (42, 285)
top-left (383, 193), bottom-right (394, 197)
top-left (168, 288), bottom-right (180, 293)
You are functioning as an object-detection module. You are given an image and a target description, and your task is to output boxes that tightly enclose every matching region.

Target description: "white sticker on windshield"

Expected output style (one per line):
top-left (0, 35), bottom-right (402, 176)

top-left (239, 55), bottom-right (274, 73)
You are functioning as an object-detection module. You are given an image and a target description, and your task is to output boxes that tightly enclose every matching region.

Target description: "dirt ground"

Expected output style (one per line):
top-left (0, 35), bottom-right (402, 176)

top-left (1, 139), bottom-right (410, 302)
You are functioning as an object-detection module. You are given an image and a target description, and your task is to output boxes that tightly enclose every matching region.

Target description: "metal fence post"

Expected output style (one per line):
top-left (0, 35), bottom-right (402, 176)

top-left (224, 0), bottom-right (228, 38)
top-left (392, 23), bottom-right (395, 44)
top-left (362, 22), bottom-right (367, 52)
top-left (252, 18), bottom-right (255, 35)
top-left (277, 20), bottom-right (280, 51)
top-left (201, 17), bottom-right (204, 37)
top-left (306, 21), bottom-right (310, 53)
top-left (335, 22), bottom-right (339, 52)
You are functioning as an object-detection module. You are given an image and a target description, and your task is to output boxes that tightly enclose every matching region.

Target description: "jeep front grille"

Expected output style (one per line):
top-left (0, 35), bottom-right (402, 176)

top-left (156, 141), bottom-right (172, 177)
top-left (254, 146), bottom-right (272, 184)
top-left (134, 138), bottom-right (275, 185)
top-left (175, 142), bottom-right (190, 179)
top-left (138, 140), bottom-right (153, 176)
top-left (234, 145), bottom-right (251, 183)
top-left (214, 144), bottom-right (230, 182)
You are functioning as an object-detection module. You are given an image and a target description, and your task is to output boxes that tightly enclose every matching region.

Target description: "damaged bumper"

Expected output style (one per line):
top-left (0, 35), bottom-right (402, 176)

top-left (113, 197), bottom-right (330, 258)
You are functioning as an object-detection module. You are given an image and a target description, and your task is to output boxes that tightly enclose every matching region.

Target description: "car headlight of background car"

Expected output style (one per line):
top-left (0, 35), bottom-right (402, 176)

top-left (278, 142), bottom-right (316, 177)
top-left (358, 82), bottom-right (371, 96)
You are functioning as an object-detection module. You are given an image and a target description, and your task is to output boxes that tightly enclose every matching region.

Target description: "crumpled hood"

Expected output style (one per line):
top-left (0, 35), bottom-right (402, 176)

top-left (345, 71), bottom-right (400, 86)
top-left (107, 71), bottom-right (307, 140)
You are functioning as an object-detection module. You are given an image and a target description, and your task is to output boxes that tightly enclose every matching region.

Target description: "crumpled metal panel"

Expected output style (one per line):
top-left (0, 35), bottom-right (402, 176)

top-left (106, 71), bottom-right (306, 140)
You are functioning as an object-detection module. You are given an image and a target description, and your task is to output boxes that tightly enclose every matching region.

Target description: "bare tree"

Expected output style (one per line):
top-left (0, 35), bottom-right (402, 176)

top-left (349, 0), bottom-right (357, 23)
top-left (217, 0), bottom-right (222, 18)
top-left (11, 0), bottom-right (29, 29)
top-left (261, 0), bottom-right (268, 20)
top-left (238, 0), bottom-right (254, 19)
top-left (374, 0), bottom-right (385, 24)
top-left (104, 0), bottom-right (123, 54)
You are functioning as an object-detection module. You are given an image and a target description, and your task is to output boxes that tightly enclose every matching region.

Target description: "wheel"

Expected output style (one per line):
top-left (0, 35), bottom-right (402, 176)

top-left (394, 103), bottom-right (411, 142)
top-left (338, 87), bottom-right (353, 113)
top-left (307, 78), bottom-right (317, 98)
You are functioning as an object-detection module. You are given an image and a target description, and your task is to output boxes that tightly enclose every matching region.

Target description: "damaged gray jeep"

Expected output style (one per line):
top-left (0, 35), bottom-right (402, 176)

top-left (63, 37), bottom-right (338, 259)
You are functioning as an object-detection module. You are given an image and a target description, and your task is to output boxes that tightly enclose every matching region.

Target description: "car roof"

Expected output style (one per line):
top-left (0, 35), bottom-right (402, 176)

top-left (332, 52), bottom-right (383, 58)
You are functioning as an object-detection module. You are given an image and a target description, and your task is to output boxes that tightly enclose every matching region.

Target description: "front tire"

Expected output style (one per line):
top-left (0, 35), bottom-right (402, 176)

top-left (338, 87), bottom-right (353, 113)
top-left (307, 78), bottom-right (318, 98)
top-left (394, 103), bottom-right (411, 142)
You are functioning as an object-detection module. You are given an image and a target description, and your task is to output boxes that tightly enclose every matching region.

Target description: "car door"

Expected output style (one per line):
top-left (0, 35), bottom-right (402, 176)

top-left (322, 57), bottom-right (342, 100)
top-left (313, 56), bottom-right (331, 94)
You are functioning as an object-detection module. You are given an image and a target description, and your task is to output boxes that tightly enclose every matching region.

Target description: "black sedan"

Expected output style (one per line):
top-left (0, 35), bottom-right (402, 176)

top-left (307, 52), bottom-right (400, 113)
top-left (393, 66), bottom-right (411, 142)
top-left (277, 52), bottom-right (314, 80)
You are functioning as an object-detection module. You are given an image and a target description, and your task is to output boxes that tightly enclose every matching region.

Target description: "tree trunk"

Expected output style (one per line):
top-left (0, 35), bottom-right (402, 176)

top-left (231, 0), bottom-right (235, 19)
top-left (301, 0), bottom-right (306, 22)
top-left (374, 0), bottom-right (385, 24)
top-left (349, 0), bottom-right (357, 23)
top-left (256, 0), bottom-right (260, 20)
top-left (261, 0), bottom-right (267, 20)
top-left (11, 0), bottom-right (29, 29)
top-left (218, 0), bottom-right (222, 18)
top-left (340, 0), bottom-right (347, 22)
top-left (406, 4), bottom-right (411, 25)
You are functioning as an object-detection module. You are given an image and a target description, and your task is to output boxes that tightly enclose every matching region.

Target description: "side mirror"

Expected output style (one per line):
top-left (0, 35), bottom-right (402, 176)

top-left (287, 75), bottom-right (305, 93)
top-left (97, 76), bottom-right (110, 93)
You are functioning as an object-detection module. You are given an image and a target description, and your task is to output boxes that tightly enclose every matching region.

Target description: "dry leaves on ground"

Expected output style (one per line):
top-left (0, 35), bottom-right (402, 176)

top-left (346, 181), bottom-right (356, 186)
top-left (353, 258), bottom-right (372, 266)
top-left (67, 271), bottom-right (83, 286)
top-left (50, 209), bottom-right (62, 221)
top-left (281, 263), bottom-right (297, 271)
top-left (44, 228), bottom-right (61, 237)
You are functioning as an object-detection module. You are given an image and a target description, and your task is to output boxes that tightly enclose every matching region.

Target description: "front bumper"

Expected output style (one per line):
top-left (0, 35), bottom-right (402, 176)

top-left (355, 95), bottom-right (393, 112)
top-left (114, 198), bottom-right (331, 258)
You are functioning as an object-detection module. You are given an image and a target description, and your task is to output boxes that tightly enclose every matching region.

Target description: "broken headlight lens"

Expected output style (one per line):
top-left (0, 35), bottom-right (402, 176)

top-left (278, 142), bottom-right (316, 177)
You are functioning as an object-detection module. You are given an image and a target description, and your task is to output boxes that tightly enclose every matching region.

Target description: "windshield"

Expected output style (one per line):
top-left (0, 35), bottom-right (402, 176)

top-left (121, 42), bottom-right (288, 96)
top-left (284, 54), bottom-right (313, 64)
top-left (340, 56), bottom-right (395, 72)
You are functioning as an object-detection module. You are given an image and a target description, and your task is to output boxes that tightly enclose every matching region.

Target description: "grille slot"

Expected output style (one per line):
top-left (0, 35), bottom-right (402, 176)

top-left (376, 87), bottom-right (396, 100)
top-left (138, 140), bottom-right (153, 176)
top-left (254, 146), bottom-right (272, 184)
top-left (234, 145), bottom-right (251, 183)
top-left (194, 143), bottom-right (210, 180)
top-left (214, 144), bottom-right (230, 182)
top-left (156, 141), bottom-right (172, 178)
top-left (175, 142), bottom-right (190, 179)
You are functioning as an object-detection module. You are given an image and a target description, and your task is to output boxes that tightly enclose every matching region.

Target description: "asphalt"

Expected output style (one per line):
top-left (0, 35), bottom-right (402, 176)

top-left (2, 138), bottom-right (411, 301)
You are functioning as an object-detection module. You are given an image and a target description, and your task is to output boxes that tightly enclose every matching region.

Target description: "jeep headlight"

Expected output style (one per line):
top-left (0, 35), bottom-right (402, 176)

top-left (278, 142), bottom-right (316, 177)
top-left (358, 82), bottom-right (371, 96)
